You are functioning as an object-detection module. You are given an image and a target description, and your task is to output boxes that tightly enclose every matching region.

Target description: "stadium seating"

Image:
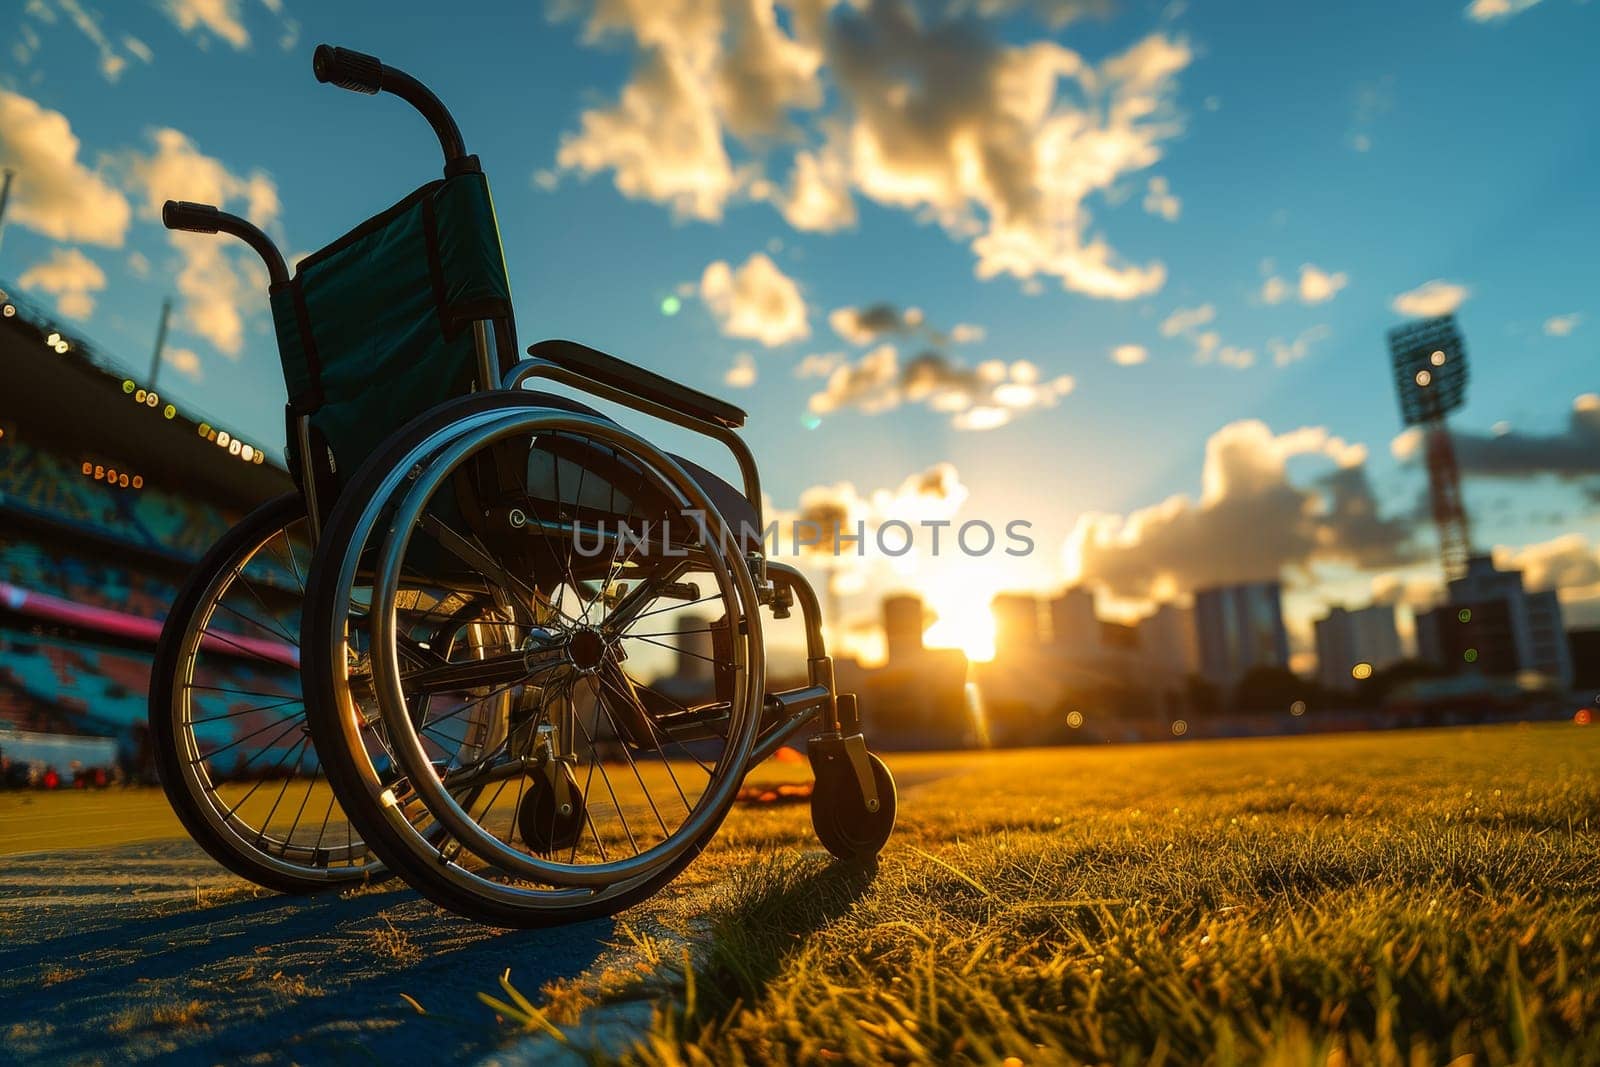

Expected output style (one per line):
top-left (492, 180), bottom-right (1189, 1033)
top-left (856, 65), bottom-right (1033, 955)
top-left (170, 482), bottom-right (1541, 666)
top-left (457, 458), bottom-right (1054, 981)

top-left (0, 629), bottom-right (299, 768)
top-left (0, 437), bottom-right (238, 558)
top-left (0, 539), bottom-right (178, 622)
top-left (1, 294), bottom-right (305, 772)
top-left (0, 440), bottom-right (138, 541)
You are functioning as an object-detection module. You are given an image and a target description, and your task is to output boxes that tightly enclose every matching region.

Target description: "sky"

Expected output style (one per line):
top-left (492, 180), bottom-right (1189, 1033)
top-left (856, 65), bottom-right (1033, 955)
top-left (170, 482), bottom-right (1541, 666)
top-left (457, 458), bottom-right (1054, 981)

top-left (3, 0), bottom-right (1599, 665)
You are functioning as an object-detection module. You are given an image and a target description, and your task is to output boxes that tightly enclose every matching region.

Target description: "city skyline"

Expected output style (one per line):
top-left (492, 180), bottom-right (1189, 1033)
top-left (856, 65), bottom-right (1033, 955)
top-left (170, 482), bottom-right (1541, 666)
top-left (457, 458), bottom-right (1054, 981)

top-left (3, 0), bottom-right (1599, 666)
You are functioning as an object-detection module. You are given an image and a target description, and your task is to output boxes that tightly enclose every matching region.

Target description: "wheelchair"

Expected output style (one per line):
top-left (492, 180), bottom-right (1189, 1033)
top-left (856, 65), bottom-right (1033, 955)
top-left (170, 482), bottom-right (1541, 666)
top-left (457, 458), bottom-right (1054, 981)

top-left (148, 45), bottom-right (895, 926)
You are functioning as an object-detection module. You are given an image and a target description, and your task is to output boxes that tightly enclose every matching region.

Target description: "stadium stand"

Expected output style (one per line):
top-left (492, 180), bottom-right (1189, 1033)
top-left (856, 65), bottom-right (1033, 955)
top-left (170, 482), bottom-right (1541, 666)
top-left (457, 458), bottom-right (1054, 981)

top-left (1, 280), bottom-right (294, 778)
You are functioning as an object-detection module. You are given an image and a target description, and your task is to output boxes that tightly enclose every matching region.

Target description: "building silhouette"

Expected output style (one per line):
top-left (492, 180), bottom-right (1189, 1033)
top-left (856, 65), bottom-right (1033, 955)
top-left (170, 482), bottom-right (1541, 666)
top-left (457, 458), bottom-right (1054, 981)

top-left (1137, 602), bottom-right (1198, 678)
top-left (975, 587), bottom-right (1198, 742)
top-left (1049, 587), bottom-right (1098, 654)
top-left (1314, 604), bottom-right (1402, 691)
top-left (834, 594), bottom-right (972, 749)
top-left (992, 592), bottom-right (1044, 651)
top-left (881, 593), bottom-right (925, 663)
top-left (1569, 630), bottom-right (1600, 691)
top-left (1194, 581), bottom-right (1289, 688)
top-left (672, 613), bottom-right (714, 685)
top-left (1415, 554), bottom-right (1573, 687)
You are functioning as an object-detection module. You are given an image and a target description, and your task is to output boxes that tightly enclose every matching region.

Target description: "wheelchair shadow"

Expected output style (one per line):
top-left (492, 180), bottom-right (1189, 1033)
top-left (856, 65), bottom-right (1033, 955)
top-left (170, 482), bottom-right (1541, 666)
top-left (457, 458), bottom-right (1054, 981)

top-left (0, 841), bottom-right (614, 1066)
top-left (488, 853), bottom-right (881, 1065)
top-left (686, 855), bottom-right (878, 1023)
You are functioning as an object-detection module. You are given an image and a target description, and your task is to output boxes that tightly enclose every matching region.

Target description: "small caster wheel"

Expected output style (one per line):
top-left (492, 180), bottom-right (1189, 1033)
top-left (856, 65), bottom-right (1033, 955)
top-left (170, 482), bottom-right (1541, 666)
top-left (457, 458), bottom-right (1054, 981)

top-left (517, 764), bottom-right (586, 853)
top-left (811, 751), bottom-right (896, 862)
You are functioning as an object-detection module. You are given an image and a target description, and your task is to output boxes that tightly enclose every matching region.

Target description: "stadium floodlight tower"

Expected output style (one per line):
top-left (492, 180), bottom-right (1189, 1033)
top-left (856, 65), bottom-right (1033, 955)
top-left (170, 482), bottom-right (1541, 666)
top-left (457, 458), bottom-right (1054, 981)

top-left (1387, 314), bottom-right (1472, 581)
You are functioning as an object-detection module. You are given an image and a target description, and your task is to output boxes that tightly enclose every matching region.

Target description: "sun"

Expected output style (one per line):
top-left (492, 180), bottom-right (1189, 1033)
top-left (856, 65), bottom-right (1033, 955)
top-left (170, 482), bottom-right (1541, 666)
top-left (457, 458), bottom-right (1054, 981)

top-left (922, 580), bottom-right (998, 663)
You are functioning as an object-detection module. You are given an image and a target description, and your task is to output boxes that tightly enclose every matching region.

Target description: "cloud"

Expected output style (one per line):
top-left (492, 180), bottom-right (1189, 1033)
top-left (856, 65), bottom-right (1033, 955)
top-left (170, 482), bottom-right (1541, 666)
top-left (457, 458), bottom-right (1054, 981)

top-left (1424, 394), bottom-right (1600, 486)
top-left (165, 346), bottom-right (204, 381)
top-left (159, 0), bottom-right (251, 49)
top-left (1465, 0), bottom-right (1542, 22)
top-left (167, 236), bottom-right (265, 356)
top-left (122, 128), bottom-right (280, 355)
top-left (834, 10), bottom-right (1188, 299)
top-left (1494, 533), bottom-right (1600, 594)
top-left (788, 461), bottom-right (970, 559)
top-left (1067, 419), bottom-right (1419, 598)
top-left (1142, 176), bottom-right (1180, 222)
top-left (123, 127), bottom-right (280, 229)
top-left (1268, 324), bottom-right (1331, 367)
top-left (0, 90), bottom-right (131, 246)
top-left (13, 16), bottom-right (43, 69)
top-left (1110, 343), bottom-right (1147, 366)
top-left (1260, 263), bottom-right (1347, 305)
top-left (1297, 264), bottom-right (1347, 304)
top-left (1392, 279), bottom-right (1469, 318)
top-left (17, 247), bottom-right (106, 319)
top-left (1543, 313), bottom-right (1580, 337)
top-left (774, 145), bottom-right (857, 231)
top-left (554, 1), bottom-right (1191, 300)
top-left (1370, 571), bottom-right (1442, 611)
top-left (796, 462), bottom-right (968, 529)
top-left (1166, 320), bottom-right (1252, 371)
top-left (828, 302), bottom-right (990, 350)
top-left (1213, 344), bottom-right (1254, 370)
top-left (1177, 323), bottom-right (1253, 370)
top-left (829, 302), bottom-right (925, 345)
top-left (808, 344), bottom-right (1073, 430)
top-left (553, 0), bottom-right (821, 222)
top-left (958, 0), bottom-right (1114, 27)
top-left (795, 351), bottom-right (845, 378)
top-left (699, 252), bottom-right (809, 347)
top-left (724, 351), bottom-right (758, 388)
top-left (29, 0), bottom-right (149, 82)
top-left (806, 343), bottom-right (901, 414)
top-left (1159, 303), bottom-right (1214, 337)
top-left (1345, 76), bottom-right (1392, 154)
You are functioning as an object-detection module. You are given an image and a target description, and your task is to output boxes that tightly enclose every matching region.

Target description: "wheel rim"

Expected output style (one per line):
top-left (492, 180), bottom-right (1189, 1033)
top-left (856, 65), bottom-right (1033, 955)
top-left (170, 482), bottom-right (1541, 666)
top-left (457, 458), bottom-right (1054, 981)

top-left (324, 410), bottom-right (765, 908)
top-left (172, 511), bottom-right (376, 881)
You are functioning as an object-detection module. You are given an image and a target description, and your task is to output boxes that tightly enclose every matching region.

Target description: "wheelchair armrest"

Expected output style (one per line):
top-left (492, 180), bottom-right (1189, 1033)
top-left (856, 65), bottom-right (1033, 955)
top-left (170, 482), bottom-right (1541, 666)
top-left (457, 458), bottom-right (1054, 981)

top-left (526, 339), bottom-right (747, 429)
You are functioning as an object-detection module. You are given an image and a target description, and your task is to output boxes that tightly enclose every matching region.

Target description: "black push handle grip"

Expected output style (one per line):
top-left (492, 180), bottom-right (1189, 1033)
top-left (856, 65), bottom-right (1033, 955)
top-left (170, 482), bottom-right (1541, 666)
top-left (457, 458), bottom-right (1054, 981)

top-left (162, 200), bottom-right (221, 234)
top-left (160, 200), bottom-right (289, 287)
top-left (310, 42), bottom-right (467, 166)
top-left (313, 44), bottom-right (383, 94)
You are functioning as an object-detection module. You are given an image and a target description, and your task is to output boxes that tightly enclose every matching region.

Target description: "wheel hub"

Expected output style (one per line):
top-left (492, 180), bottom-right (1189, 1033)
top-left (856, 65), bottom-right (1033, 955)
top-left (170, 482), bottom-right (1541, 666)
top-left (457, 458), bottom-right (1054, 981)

top-left (567, 627), bottom-right (607, 674)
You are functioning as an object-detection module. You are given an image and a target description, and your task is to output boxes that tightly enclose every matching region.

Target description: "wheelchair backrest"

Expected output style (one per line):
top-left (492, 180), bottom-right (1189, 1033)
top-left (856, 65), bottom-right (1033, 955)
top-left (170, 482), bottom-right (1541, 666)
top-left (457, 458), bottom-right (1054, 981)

top-left (269, 169), bottom-right (516, 502)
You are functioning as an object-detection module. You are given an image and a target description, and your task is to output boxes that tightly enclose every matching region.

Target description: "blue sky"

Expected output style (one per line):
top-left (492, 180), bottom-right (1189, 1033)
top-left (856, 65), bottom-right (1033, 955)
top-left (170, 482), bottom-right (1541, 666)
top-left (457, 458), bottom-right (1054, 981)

top-left (4, 0), bottom-right (1598, 661)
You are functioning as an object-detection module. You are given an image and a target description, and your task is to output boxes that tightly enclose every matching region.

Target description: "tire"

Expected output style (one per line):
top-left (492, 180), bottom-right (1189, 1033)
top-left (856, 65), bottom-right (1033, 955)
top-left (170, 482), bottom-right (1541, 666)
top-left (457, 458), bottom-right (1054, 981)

top-left (812, 752), bottom-right (896, 863)
top-left (149, 493), bottom-right (379, 893)
top-left (301, 392), bottom-right (765, 927)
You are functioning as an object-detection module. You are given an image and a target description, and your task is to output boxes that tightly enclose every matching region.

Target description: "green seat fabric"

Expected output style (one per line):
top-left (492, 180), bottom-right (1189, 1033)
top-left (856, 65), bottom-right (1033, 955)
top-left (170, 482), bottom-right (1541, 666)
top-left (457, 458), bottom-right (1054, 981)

top-left (269, 171), bottom-right (514, 498)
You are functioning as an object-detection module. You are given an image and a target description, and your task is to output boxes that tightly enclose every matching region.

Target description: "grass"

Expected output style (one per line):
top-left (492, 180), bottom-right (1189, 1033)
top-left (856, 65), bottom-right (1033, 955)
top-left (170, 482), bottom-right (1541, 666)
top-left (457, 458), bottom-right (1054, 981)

top-left (0, 782), bottom-right (359, 857)
top-left (504, 723), bottom-right (1600, 1065)
top-left (108, 999), bottom-right (209, 1035)
top-left (0, 787), bottom-right (190, 855)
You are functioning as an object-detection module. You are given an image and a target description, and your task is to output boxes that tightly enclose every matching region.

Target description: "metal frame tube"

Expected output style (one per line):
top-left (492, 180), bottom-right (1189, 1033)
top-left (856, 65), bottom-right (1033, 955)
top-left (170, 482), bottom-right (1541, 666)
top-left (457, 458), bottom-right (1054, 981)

top-left (765, 560), bottom-right (841, 733)
top-left (294, 415), bottom-right (323, 542)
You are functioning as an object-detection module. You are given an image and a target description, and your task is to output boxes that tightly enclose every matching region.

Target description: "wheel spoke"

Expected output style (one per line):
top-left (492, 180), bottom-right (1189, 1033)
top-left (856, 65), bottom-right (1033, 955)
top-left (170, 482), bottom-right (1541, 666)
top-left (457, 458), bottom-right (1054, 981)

top-left (587, 674), bottom-right (675, 832)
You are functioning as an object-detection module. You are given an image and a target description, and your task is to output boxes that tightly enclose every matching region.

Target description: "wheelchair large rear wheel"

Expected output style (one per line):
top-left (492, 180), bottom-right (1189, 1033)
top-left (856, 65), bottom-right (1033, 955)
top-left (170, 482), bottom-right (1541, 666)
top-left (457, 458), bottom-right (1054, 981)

top-left (149, 493), bottom-right (380, 892)
top-left (303, 395), bottom-right (766, 926)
